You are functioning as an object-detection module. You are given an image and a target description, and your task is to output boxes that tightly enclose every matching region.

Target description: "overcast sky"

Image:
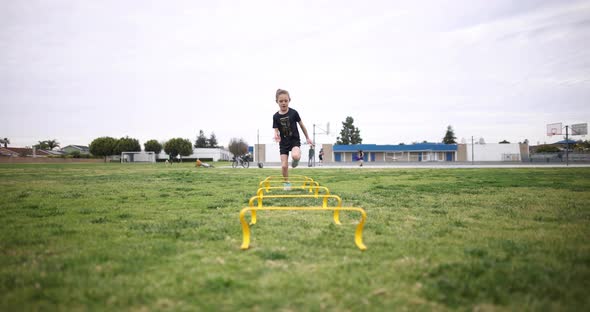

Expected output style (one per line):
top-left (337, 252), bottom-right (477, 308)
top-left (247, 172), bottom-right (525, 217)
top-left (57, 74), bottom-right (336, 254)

top-left (1, 0), bottom-right (589, 149)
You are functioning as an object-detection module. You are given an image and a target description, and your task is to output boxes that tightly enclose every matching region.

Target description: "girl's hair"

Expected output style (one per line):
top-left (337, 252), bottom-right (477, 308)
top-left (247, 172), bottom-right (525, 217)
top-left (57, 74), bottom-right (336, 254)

top-left (276, 89), bottom-right (291, 102)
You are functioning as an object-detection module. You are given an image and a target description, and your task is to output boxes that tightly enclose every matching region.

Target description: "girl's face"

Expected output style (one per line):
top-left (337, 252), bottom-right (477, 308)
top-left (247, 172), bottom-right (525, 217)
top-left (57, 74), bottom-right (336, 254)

top-left (277, 94), bottom-right (290, 111)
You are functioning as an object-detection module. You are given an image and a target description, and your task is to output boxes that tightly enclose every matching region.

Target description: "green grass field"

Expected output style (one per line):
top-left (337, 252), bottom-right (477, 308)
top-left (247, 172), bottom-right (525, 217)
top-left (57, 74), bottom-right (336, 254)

top-left (1, 163), bottom-right (589, 311)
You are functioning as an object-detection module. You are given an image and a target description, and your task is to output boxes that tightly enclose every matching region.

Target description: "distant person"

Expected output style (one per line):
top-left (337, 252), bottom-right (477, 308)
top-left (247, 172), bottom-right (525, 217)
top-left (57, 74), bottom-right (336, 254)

top-left (308, 144), bottom-right (315, 167)
top-left (196, 158), bottom-right (211, 168)
top-left (273, 88), bottom-right (313, 189)
top-left (358, 150), bottom-right (364, 167)
top-left (318, 148), bottom-right (324, 166)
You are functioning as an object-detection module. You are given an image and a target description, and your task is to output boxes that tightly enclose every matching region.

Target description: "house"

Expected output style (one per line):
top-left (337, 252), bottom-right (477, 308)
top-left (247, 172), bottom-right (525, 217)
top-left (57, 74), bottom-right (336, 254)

top-left (0, 147), bottom-right (52, 157)
top-left (0, 147), bottom-right (20, 157)
top-left (44, 150), bottom-right (66, 156)
top-left (61, 145), bottom-right (90, 155)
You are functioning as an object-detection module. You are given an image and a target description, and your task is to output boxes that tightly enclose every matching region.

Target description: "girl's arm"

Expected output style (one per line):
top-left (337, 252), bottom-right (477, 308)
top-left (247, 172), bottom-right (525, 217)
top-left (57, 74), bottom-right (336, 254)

top-left (298, 121), bottom-right (313, 145)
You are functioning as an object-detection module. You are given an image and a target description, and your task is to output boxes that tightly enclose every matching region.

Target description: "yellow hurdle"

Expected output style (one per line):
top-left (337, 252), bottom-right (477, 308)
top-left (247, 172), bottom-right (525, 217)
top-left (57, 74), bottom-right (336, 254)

top-left (240, 176), bottom-right (367, 251)
top-left (247, 194), bottom-right (344, 225)
top-left (239, 206), bottom-right (367, 251)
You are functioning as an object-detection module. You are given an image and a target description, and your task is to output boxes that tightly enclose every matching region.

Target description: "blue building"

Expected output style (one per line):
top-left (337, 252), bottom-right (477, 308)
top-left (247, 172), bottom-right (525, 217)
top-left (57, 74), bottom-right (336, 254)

top-left (332, 143), bottom-right (458, 162)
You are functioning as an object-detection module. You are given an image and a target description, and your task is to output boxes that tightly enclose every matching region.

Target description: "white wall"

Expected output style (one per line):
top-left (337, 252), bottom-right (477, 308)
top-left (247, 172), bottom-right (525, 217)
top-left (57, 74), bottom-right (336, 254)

top-left (122, 152), bottom-right (155, 163)
top-left (190, 148), bottom-right (232, 161)
top-left (466, 143), bottom-right (521, 161)
top-left (158, 148), bottom-right (232, 161)
top-left (256, 143), bottom-right (314, 163)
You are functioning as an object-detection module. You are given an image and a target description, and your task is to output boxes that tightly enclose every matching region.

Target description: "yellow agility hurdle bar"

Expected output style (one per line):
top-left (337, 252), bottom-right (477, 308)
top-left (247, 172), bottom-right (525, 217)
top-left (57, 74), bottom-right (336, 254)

top-left (247, 194), bottom-right (344, 225)
top-left (259, 175), bottom-right (318, 193)
top-left (249, 194), bottom-right (341, 209)
top-left (239, 206), bottom-right (367, 251)
top-left (256, 185), bottom-right (331, 197)
top-left (258, 179), bottom-right (320, 193)
top-left (258, 177), bottom-right (320, 187)
top-left (261, 175), bottom-right (314, 182)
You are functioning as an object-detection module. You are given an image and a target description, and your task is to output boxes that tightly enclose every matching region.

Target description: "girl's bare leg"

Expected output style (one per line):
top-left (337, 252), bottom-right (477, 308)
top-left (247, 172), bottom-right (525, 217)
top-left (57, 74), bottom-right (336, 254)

top-left (280, 154), bottom-right (289, 180)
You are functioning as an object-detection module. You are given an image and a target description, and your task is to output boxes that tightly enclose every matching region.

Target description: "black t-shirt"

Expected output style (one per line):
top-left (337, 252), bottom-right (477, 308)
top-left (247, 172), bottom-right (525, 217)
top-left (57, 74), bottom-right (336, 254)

top-left (273, 108), bottom-right (301, 142)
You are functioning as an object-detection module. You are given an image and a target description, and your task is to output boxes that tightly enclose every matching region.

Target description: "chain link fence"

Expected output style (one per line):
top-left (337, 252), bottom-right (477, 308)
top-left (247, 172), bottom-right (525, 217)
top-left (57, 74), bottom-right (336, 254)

top-left (528, 152), bottom-right (590, 163)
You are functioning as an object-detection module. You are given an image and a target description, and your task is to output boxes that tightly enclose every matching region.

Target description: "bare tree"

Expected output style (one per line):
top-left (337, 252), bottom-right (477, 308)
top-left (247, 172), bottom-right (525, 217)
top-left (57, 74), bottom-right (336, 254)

top-left (228, 138), bottom-right (248, 157)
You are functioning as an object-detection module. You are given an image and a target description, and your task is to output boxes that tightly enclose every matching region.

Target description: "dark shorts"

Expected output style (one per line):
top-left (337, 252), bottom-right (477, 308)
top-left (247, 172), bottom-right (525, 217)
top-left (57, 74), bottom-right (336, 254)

top-left (279, 137), bottom-right (301, 155)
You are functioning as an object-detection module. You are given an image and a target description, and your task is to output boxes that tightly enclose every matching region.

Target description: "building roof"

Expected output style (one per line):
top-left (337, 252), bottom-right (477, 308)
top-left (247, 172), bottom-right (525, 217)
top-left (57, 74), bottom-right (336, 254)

top-left (44, 150), bottom-right (66, 155)
top-left (0, 147), bottom-right (52, 156)
top-left (333, 143), bottom-right (457, 152)
top-left (62, 145), bottom-right (90, 152)
top-left (555, 139), bottom-right (577, 144)
top-left (0, 148), bottom-right (19, 157)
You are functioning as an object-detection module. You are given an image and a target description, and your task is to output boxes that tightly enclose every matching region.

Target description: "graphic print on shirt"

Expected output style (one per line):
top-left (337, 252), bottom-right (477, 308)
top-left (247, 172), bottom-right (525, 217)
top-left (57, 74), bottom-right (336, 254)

top-left (279, 116), bottom-right (292, 137)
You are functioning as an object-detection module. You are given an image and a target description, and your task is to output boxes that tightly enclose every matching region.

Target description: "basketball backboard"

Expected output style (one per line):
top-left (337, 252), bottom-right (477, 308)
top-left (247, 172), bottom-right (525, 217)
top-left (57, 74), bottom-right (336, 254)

top-left (571, 123), bottom-right (588, 135)
top-left (546, 123), bottom-right (562, 136)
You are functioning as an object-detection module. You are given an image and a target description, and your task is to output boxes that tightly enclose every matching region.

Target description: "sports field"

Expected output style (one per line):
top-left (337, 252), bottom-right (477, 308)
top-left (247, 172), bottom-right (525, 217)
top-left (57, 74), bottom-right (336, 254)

top-left (1, 163), bottom-right (589, 311)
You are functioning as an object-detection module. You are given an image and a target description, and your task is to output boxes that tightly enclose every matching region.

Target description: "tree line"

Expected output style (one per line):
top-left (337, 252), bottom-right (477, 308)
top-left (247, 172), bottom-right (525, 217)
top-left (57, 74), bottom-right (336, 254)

top-left (88, 118), bottom-right (457, 162)
top-left (88, 130), bottom-right (217, 161)
top-left (88, 130), bottom-right (251, 162)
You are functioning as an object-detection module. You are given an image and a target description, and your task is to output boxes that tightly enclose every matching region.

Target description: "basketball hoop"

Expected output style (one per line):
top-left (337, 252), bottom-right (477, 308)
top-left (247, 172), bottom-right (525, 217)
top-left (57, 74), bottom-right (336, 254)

top-left (547, 123), bottom-right (562, 136)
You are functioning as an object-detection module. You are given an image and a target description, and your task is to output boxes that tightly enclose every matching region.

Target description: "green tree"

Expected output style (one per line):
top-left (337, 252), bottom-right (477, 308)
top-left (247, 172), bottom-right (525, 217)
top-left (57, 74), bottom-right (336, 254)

top-left (195, 130), bottom-right (208, 148)
top-left (535, 145), bottom-right (561, 153)
top-left (164, 138), bottom-right (193, 158)
top-left (499, 140), bottom-right (510, 144)
top-left (144, 139), bottom-right (162, 155)
top-left (208, 132), bottom-right (218, 148)
top-left (228, 138), bottom-right (248, 157)
top-left (115, 136), bottom-right (141, 155)
top-left (46, 139), bottom-right (60, 150)
top-left (34, 141), bottom-right (50, 150)
top-left (34, 139), bottom-right (60, 150)
top-left (336, 116), bottom-right (362, 145)
top-left (574, 140), bottom-right (590, 151)
top-left (89, 137), bottom-right (118, 162)
top-left (442, 125), bottom-right (457, 144)
top-left (0, 138), bottom-right (9, 148)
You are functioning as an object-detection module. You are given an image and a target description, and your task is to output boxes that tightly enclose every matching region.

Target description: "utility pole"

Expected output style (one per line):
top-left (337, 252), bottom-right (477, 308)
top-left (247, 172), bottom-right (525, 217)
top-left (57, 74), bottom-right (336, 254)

top-left (565, 125), bottom-right (569, 166)
top-left (256, 129), bottom-right (260, 166)
top-left (471, 136), bottom-right (474, 165)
